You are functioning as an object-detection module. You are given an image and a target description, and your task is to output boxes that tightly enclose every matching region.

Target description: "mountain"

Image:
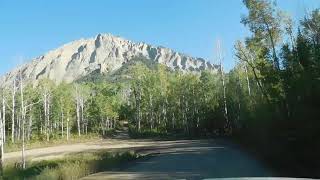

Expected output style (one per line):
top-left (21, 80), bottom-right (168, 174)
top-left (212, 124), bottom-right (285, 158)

top-left (0, 33), bottom-right (218, 86)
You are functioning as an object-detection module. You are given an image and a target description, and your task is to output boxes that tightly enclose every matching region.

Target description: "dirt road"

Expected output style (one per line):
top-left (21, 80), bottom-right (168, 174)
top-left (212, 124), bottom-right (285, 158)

top-left (4, 138), bottom-right (159, 162)
top-left (82, 139), bottom-right (274, 179)
top-left (4, 130), bottom-right (274, 180)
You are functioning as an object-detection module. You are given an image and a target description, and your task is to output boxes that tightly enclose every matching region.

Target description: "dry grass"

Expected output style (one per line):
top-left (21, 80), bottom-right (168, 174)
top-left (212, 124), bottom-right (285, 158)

top-left (3, 150), bottom-right (138, 180)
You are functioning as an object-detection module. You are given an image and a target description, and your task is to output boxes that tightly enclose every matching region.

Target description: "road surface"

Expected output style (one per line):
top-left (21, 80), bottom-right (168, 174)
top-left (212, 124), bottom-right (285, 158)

top-left (4, 138), bottom-right (163, 161)
top-left (82, 139), bottom-right (274, 180)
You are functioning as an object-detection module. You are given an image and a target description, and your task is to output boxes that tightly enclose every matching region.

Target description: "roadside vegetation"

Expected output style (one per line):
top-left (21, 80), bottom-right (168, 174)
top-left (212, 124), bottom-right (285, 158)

top-left (4, 133), bottom-right (100, 153)
top-left (0, 0), bottom-right (319, 178)
top-left (3, 150), bottom-right (138, 180)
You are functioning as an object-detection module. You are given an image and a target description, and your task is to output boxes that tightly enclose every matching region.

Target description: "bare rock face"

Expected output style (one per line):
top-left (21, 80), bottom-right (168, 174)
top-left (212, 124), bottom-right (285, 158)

top-left (0, 33), bottom-right (218, 86)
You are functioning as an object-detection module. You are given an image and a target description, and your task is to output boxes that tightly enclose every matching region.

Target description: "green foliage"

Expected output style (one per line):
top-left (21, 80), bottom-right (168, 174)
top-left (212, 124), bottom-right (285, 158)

top-left (3, 151), bottom-right (138, 180)
top-left (233, 3), bottom-right (320, 176)
top-left (122, 60), bottom-right (224, 136)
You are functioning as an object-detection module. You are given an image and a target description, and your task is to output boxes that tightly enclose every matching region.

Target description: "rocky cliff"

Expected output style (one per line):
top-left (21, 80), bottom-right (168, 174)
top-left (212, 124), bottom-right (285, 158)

top-left (0, 33), bottom-right (218, 86)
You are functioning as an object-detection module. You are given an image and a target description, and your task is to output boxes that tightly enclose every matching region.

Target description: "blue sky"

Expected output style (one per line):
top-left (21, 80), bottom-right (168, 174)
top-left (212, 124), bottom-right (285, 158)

top-left (0, 0), bottom-right (318, 75)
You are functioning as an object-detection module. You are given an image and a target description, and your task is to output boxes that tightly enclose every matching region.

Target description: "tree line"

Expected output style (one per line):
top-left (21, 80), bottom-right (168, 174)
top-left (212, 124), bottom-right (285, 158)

top-left (0, 0), bottom-right (319, 176)
top-left (231, 0), bottom-right (320, 175)
top-left (0, 77), bottom-right (123, 173)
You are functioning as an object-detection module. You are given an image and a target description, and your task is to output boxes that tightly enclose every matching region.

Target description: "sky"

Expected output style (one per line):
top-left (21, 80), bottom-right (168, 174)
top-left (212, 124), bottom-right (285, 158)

top-left (0, 0), bottom-right (319, 76)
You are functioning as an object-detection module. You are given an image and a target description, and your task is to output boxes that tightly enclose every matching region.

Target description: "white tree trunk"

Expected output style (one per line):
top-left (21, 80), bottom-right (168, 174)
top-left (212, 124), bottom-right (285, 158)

top-left (18, 112), bottom-right (21, 141)
top-left (43, 94), bottom-right (47, 139)
top-left (27, 106), bottom-right (33, 141)
top-left (80, 98), bottom-right (84, 134)
top-left (0, 107), bottom-right (4, 176)
top-left (2, 96), bottom-right (5, 143)
top-left (76, 97), bottom-right (81, 136)
top-left (185, 97), bottom-right (189, 133)
top-left (61, 109), bottom-right (64, 138)
top-left (163, 96), bottom-right (168, 127)
top-left (85, 120), bottom-right (88, 135)
top-left (137, 88), bottom-right (141, 131)
top-left (237, 73), bottom-right (242, 127)
top-left (244, 64), bottom-right (251, 96)
top-left (101, 117), bottom-right (105, 135)
top-left (11, 79), bottom-right (16, 143)
top-left (106, 117), bottom-right (109, 130)
top-left (47, 98), bottom-right (51, 139)
top-left (40, 110), bottom-right (43, 135)
top-left (172, 112), bottom-right (175, 129)
top-left (149, 94), bottom-right (153, 129)
top-left (66, 117), bottom-right (69, 141)
top-left (75, 85), bottom-right (81, 137)
top-left (20, 71), bottom-right (26, 169)
top-left (41, 87), bottom-right (52, 142)
top-left (216, 40), bottom-right (229, 132)
top-left (222, 70), bottom-right (228, 120)
top-left (21, 108), bottom-right (26, 169)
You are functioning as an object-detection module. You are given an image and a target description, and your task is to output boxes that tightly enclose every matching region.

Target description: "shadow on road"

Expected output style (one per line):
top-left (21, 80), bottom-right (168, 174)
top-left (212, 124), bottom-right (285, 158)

top-left (83, 139), bottom-right (275, 180)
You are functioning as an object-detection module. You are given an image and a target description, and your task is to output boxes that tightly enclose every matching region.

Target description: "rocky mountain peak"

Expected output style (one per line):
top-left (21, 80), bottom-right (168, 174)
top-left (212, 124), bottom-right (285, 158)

top-left (0, 33), bottom-right (218, 86)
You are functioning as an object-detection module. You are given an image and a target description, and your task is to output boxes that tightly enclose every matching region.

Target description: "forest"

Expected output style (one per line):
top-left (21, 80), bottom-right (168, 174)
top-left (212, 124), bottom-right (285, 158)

top-left (0, 0), bottom-right (319, 177)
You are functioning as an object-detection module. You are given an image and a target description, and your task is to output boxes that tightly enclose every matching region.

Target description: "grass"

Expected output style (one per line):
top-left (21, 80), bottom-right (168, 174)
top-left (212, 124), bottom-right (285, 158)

top-left (4, 133), bottom-right (101, 153)
top-left (3, 150), bottom-right (139, 180)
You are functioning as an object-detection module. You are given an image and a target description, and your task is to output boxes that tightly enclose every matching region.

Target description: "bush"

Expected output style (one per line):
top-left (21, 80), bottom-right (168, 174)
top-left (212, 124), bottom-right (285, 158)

top-left (3, 150), bottom-right (139, 180)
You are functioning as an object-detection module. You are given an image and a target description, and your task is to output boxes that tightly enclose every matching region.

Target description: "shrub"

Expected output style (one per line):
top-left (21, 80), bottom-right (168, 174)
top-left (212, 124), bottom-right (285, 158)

top-left (4, 150), bottom-right (139, 180)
